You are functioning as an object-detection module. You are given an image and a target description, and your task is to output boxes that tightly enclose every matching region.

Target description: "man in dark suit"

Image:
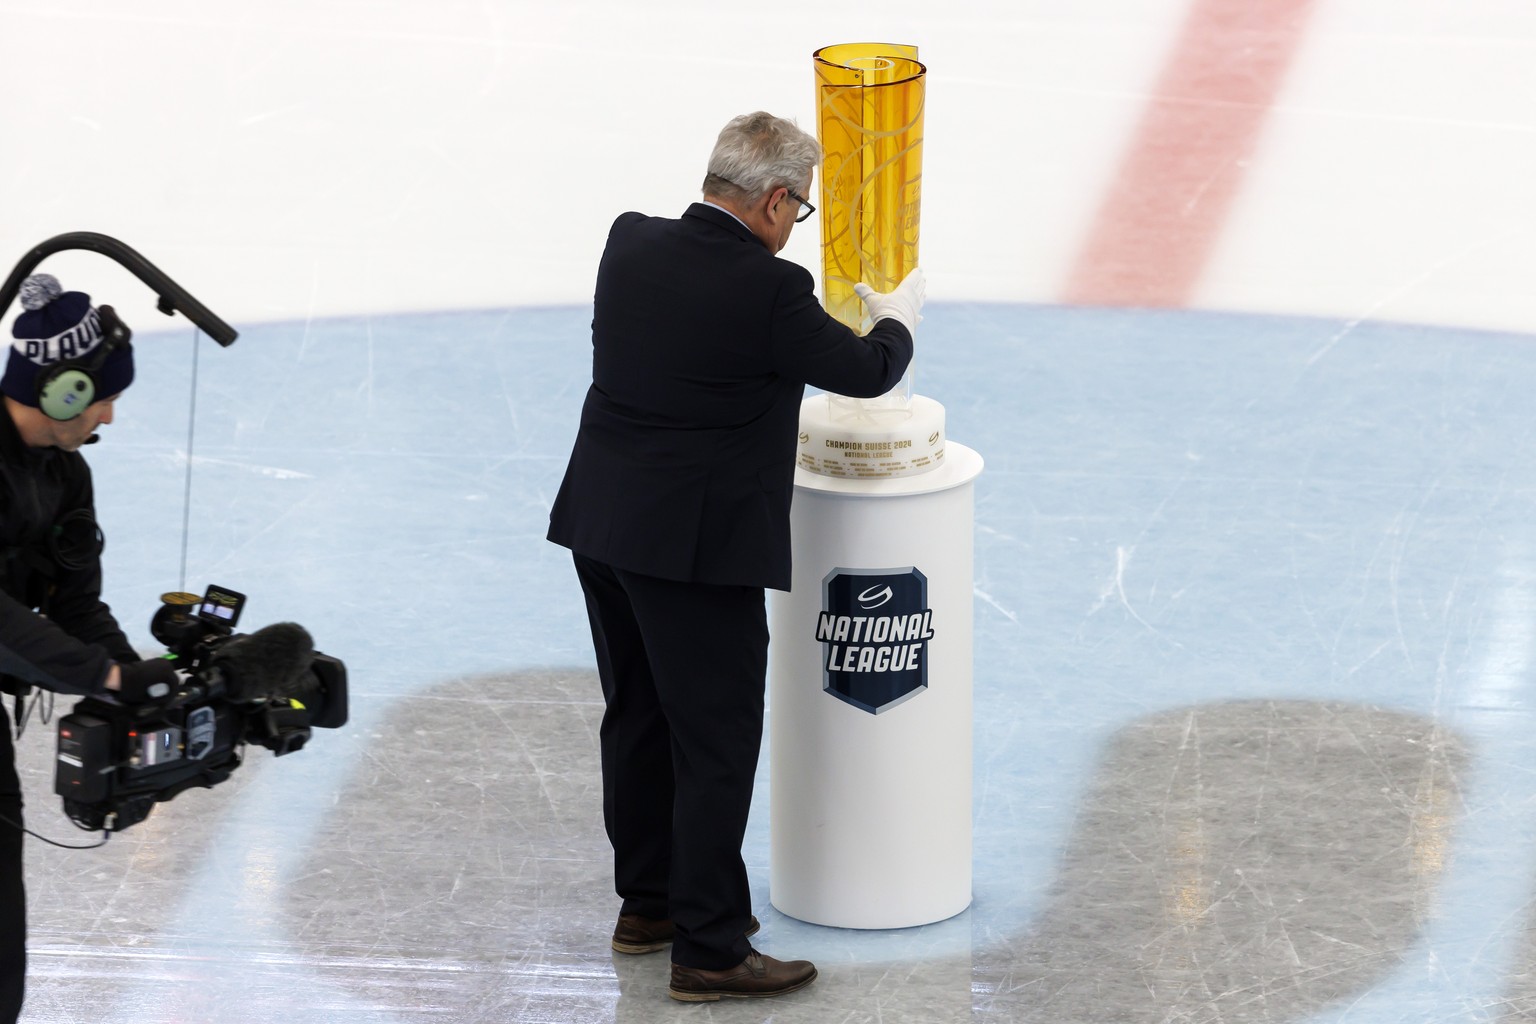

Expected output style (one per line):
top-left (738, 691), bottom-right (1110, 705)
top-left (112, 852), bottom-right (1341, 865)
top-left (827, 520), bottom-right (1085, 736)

top-left (548, 111), bottom-right (923, 1002)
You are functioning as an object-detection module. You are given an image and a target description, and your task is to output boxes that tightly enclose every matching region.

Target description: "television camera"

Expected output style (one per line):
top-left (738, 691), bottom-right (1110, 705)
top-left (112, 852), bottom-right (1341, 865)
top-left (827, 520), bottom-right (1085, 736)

top-left (55, 586), bottom-right (348, 833)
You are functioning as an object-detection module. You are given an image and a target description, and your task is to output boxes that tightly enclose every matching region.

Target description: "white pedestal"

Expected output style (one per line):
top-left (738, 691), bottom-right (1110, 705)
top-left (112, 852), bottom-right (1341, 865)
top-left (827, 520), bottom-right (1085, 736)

top-left (768, 441), bottom-right (983, 928)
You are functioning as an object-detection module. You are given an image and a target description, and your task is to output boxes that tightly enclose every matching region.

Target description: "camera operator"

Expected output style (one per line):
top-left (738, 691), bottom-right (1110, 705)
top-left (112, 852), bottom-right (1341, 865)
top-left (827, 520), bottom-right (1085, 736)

top-left (0, 274), bottom-right (176, 1023)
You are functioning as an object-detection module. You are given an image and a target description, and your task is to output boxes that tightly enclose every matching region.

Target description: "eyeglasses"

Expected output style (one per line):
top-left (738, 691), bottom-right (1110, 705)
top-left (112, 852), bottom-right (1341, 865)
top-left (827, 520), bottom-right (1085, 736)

top-left (785, 187), bottom-right (816, 223)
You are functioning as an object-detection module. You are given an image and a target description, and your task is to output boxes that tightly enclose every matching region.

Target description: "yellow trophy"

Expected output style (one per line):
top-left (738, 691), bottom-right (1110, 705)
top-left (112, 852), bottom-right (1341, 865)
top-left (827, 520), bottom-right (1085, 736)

top-left (797, 42), bottom-right (944, 479)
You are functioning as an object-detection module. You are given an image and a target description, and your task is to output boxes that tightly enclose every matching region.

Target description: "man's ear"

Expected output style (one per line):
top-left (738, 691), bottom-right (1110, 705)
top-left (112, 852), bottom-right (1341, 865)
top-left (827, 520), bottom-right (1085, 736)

top-left (761, 186), bottom-right (789, 224)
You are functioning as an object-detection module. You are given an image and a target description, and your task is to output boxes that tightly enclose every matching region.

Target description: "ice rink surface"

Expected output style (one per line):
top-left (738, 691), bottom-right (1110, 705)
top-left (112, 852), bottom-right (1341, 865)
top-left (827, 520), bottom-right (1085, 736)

top-left (4, 1), bottom-right (1536, 1021)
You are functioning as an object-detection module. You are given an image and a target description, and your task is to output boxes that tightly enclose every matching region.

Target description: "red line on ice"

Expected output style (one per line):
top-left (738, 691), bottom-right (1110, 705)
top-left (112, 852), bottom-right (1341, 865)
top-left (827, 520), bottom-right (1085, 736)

top-left (1062, 0), bottom-right (1318, 307)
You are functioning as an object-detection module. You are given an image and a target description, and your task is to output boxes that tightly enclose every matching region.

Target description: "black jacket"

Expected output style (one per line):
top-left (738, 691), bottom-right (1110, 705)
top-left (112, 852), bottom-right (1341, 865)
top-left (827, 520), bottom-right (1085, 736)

top-left (0, 407), bottom-right (134, 696)
top-left (547, 203), bottom-right (913, 591)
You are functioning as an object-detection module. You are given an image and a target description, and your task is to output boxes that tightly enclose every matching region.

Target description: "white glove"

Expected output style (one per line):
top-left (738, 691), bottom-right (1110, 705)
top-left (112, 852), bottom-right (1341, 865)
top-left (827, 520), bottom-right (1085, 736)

top-left (854, 267), bottom-right (926, 336)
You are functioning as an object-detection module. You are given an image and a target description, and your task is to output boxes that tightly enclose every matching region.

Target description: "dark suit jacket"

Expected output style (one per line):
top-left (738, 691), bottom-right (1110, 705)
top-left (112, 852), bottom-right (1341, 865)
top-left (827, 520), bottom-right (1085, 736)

top-left (547, 203), bottom-right (913, 591)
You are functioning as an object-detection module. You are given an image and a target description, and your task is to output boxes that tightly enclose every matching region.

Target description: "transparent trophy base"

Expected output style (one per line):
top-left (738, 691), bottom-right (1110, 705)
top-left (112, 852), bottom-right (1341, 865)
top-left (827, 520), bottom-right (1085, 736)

top-left (796, 378), bottom-right (946, 479)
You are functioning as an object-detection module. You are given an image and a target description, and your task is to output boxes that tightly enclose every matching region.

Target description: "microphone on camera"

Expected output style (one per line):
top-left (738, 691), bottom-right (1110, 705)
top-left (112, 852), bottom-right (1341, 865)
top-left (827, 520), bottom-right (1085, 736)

top-left (208, 622), bottom-right (315, 703)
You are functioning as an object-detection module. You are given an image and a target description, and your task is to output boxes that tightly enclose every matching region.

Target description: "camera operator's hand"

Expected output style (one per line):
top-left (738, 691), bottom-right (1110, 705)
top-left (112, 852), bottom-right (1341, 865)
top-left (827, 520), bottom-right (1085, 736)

top-left (853, 267), bottom-right (926, 337)
top-left (109, 657), bottom-right (180, 705)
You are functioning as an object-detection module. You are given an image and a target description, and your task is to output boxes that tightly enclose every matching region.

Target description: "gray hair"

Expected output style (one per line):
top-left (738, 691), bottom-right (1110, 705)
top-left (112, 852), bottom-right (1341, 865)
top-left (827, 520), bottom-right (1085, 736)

top-left (702, 111), bottom-right (821, 204)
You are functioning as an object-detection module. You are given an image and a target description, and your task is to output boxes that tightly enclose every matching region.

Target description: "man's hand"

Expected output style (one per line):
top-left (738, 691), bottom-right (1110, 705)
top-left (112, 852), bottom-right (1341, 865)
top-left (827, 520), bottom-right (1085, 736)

top-left (853, 267), bottom-right (926, 336)
top-left (111, 657), bottom-right (180, 705)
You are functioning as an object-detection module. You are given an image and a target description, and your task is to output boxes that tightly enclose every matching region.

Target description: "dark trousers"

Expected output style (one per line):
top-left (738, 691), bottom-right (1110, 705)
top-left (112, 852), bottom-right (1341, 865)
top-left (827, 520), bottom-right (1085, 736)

top-left (573, 554), bottom-right (767, 970)
top-left (0, 703), bottom-right (24, 1023)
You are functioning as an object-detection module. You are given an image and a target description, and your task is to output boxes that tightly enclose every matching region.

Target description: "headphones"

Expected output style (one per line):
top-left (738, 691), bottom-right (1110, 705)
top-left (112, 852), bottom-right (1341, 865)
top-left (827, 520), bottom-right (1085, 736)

top-left (35, 305), bottom-right (132, 422)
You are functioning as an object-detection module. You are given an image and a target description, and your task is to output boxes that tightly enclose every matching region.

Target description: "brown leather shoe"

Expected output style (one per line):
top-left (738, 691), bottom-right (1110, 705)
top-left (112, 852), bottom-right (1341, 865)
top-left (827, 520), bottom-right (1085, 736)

top-left (668, 950), bottom-right (817, 1001)
top-left (611, 914), bottom-right (760, 955)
